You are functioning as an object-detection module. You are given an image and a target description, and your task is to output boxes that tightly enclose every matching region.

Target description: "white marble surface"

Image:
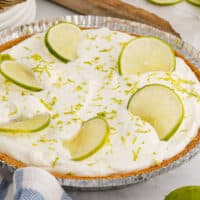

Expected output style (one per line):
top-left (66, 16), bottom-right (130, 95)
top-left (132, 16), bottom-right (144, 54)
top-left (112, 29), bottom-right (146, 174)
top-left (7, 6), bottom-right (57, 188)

top-left (35, 0), bottom-right (200, 199)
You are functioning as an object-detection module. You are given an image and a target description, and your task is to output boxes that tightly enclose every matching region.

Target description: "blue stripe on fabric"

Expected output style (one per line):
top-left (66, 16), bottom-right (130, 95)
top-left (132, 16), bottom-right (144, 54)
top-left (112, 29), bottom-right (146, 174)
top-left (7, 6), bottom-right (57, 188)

top-left (14, 188), bottom-right (45, 200)
top-left (14, 169), bottom-right (23, 191)
top-left (14, 169), bottom-right (45, 200)
top-left (61, 191), bottom-right (72, 200)
top-left (0, 178), bottom-right (9, 200)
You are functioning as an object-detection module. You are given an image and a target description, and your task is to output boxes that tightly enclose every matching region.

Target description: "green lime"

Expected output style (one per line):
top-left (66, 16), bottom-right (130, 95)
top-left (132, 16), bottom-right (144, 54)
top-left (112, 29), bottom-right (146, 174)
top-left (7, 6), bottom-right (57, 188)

top-left (0, 114), bottom-right (50, 134)
top-left (45, 22), bottom-right (81, 63)
top-left (127, 84), bottom-right (184, 140)
top-left (0, 61), bottom-right (42, 91)
top-left (119, 36), bottom-right (175, 75)
top-left (63, 117), bottom-right (110, 161)
top-left (165, 186), bottom-right (200, 200)
top-left (187, 0), bottom-right (200, 6)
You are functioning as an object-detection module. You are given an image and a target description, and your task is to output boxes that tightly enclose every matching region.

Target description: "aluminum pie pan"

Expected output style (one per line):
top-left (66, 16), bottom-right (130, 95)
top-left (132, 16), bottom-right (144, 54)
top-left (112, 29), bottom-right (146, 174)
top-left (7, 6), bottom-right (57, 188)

top-left (0, 15), bottom-right (200, 191)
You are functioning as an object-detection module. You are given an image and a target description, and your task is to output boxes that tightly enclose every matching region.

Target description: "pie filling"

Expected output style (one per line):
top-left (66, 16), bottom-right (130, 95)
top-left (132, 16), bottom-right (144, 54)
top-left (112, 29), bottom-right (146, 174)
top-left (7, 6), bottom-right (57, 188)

top-left (0, 28), bottom-right (200, 176)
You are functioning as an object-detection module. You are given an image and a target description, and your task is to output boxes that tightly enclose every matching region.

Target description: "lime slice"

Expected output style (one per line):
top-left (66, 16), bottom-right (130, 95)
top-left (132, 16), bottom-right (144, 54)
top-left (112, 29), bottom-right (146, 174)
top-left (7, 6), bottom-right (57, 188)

top-left (45, 22), bottom-right (81, 63)
top-left (128, 84), bottom-right (184, 140)
top-left (0, 113), bottom-right (50, 134)
top-left (0, 61), bottom-right (42, 91)
top-left (119, 37), bottom-right (175, 75)
top-left (187, 0), bottom-right (200, 6)
top-left (148, 0), bottom-right (182, 5)
top-left (165, 186), bottom-right (200, 200)
top-left (63, 117), bottom-right (110, 161)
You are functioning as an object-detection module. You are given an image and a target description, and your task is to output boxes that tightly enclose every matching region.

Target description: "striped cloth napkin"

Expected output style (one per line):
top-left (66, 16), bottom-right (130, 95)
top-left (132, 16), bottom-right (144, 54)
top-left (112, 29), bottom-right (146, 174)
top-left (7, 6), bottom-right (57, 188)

top-left (0, 167), bottom-right (71, 200)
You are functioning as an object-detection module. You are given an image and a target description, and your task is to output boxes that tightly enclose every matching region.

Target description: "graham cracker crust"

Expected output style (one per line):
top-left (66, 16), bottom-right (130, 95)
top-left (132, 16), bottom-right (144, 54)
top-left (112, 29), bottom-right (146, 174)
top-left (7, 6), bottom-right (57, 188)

top-left (0, 34), bottom-right (199, 181)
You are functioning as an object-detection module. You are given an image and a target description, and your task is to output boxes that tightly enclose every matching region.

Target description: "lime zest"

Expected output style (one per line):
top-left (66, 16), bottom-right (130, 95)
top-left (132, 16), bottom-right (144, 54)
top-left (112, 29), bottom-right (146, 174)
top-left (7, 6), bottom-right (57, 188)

top-left (120, 136), bottom-right (126, 143)
top-left (119, 36), bottom-right (175, 75)
top-left (112, 98), bottom-right (123, 105)
top-left (51, 157), bottom-right (59, 168)
top-left (31, 54), bottom-right (43, 61)
top-left (0, 61), bottom-right (42, 92)
top-left (63, 117), bottom-right (110, 161)
top-left (75, 85), bottom-right (83, 92)
top-left (132, 136), bottom-right (138, 145)
top-left (136, 129), bottom-right (151, 134)
top-left (158, 76), bottom-right (200, 101)
top-left (52, 113), bottom-right (60, 120)
top-left (165, 186), bottom-right (200, 200)
top-left (0, 113), bottom-right (50, 133)
top-left (125, 81), bottom-right (139, 94)
top-left (132, 147), bottom-right (142, 161)
top-left (40, 97), bottom-right (57, 111)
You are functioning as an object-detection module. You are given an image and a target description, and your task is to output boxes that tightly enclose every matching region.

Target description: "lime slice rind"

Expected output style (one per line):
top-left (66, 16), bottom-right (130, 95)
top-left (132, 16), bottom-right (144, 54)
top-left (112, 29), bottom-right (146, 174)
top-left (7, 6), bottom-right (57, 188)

top-left (148, 0), bottom-right (183, 5)
top-left (127, 84), bottom-right (184, 140)
top-left (0, 61), bottom-right (42, 92)
top-left (45, 22), bottom-right (81, 63)
top-left (0, 114), bottom-right (51, 134)
top-left (64, 117), bottom-right (110, 161)
top-left (119, 36), bottom-right (176, 75)
top-left (187, 0), bottom-right (200, 6)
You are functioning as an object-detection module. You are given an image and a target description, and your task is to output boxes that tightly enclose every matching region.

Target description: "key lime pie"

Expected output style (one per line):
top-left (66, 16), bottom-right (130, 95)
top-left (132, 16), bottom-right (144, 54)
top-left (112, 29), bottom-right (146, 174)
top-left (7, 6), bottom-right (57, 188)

top-left (0, 22), bottom-right (200, 179)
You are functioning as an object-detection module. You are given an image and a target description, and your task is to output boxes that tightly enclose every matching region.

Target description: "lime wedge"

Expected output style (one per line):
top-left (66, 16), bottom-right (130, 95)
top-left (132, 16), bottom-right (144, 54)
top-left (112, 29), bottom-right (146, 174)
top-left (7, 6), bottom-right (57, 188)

top-left (63, 117), bottom-right (110, 161)
top-left (165, 186), bottom-right (200, 200)
top-left (0, 114), bottom-right (50, 134)
top-left (119, 37), bottom-right (175, 75)
top-left (148, 0), bottom-right (182, 5)
top-left (45, 22), bottom-right (81, 63)
top-left (128, 84), bottom-right (184, 140)
top-left (0, 61), bottom-right (42, 91)
top-left (187, 0), bottom-right (200, 6)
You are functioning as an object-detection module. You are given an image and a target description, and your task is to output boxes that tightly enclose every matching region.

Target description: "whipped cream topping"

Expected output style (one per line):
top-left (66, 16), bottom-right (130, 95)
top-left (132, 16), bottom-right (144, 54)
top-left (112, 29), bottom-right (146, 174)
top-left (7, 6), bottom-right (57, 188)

top-left (0, 28), bottom-right (200, 176)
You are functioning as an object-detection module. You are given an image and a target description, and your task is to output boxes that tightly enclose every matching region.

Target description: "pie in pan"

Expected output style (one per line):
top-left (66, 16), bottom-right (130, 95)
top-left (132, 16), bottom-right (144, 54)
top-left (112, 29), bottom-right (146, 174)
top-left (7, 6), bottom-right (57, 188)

top-left (0, 18), bottom-right (199, 183)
